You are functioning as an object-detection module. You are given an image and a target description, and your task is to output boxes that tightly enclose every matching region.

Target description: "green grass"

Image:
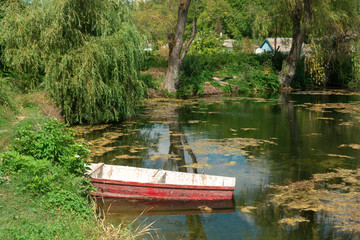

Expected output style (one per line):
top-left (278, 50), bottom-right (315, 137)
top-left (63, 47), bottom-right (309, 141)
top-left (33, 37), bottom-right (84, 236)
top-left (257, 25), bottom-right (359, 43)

top-left (0, 181), bottom-right (97, 240)
top-left (0, 179), bottom-right (154, 239)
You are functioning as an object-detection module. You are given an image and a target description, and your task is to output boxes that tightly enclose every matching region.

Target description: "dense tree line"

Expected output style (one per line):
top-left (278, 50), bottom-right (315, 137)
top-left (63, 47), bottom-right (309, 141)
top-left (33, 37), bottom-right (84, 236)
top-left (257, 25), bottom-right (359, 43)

top-left (133, 0), bottom-right (360, 89)
top-left (1, 0), bottom-right (360, 124)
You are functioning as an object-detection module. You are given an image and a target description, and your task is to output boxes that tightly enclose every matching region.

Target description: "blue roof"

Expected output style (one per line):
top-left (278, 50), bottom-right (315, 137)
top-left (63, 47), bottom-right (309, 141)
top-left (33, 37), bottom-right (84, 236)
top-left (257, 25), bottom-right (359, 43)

top-left (260, 40), bottom-right (274, 52)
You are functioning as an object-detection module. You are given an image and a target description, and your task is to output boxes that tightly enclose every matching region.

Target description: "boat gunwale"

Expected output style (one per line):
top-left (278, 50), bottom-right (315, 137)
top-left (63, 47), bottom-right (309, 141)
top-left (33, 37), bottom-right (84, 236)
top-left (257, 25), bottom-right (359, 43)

top-left (90, 177), bottom-right (236, 191)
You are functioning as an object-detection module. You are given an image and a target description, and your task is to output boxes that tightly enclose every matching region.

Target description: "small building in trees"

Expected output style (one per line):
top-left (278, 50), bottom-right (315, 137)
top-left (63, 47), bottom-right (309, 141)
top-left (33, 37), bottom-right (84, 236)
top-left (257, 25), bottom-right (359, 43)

top-left (255, 38), bottom-right (309, 55)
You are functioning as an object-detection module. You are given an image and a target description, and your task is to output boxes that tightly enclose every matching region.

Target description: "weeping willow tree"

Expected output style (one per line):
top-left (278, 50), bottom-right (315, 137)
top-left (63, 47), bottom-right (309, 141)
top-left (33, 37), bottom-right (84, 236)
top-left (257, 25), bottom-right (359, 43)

top-left (0, 0), bottom-right (145, 124)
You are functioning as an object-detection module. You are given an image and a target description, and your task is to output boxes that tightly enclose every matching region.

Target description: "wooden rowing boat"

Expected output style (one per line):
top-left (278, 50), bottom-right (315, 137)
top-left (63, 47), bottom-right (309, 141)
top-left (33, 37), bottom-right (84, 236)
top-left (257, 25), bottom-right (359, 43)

top-left (87, 163), bottom-right (236, 201)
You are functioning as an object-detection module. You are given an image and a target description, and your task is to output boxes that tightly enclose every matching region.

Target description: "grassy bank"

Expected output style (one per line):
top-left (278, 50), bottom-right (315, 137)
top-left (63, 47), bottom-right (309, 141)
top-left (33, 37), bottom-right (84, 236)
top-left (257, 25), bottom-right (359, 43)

top-left (0, 78), bottom-right (153, 239)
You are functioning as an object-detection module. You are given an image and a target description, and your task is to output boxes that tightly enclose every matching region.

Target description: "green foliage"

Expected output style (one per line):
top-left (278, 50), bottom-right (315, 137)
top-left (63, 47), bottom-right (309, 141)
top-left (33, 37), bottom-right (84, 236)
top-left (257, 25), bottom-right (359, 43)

top-left (351, 40), bottom-right (360, 85)
top-left (0, 118), bottom-right (93, 214)
top-left (290, 56), bottom-right (311, 89)
top-left (210, 81), bottom-right (232, 93)
top-left (197, 0), bottom-right (232, 35)
top-left (0, 77), bottom-right (18, 124)
top-left (305, 38), bottom-right (327, 86)
top-left (328, 51), bottom-right (354, 87)
top-left (139, 73), bottom-right (161, 89)
top-left (0, 77), bottom-right (16, 110)
top-left (189, 30), bottom-right (225, 55)
top-left (42, 190), bottom-right (90, 214)
top-left (11, 118), bottom-right (89, 175)
top-left (1, 0), bottom-right (145, 124)
top-left (178, 55), bottom-right (211, 97)
top-left (132, 0), bottom-right (177, 44)
top-left (0, 150), bottom-right (92, 214)
top-left (143, 52), bottom-right (168, 70)
top-left (230, 69), bottom-right (280, 93)
top-left (177, 51), bottom-right (281, 95)
top-left (0, 0), bottom-right (45, 91)
top-left (272, 52), bottom-right (288, 71)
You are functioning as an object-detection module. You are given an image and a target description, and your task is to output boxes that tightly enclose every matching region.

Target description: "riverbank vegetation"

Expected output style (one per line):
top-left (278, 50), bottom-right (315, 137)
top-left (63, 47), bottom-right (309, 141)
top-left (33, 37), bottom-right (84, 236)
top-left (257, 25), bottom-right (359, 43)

top-left (0, 80), bottom-right (154, 239)
top-left (134, 0), bottom-right (360, 92)
top-left (0, 118), bottom-right (154, 239)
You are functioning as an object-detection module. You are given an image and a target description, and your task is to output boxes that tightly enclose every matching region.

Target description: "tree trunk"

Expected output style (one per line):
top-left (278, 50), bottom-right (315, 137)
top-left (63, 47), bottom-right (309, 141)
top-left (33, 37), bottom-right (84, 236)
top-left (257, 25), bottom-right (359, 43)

top-left (164, 59), bottom-right (181, 93)
top-left (164, 0), bottom-right (196, 93)
top-left (279, 0), bottom-right (312, 87)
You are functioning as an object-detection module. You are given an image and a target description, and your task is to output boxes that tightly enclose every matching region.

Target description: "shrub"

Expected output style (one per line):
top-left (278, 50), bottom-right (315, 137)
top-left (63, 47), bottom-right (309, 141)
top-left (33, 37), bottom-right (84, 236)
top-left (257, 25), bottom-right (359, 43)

top-left (291, 56), bottom-right (311, 89)
top-left (230, 69), bottom-right (280, 93)
top-left (11, 118), bottom-right (89, 176)
top-left (139, 73), bottom-right (160, 89)
top-left (188, 30), bottom-right (225, 55)
top-left (0, 118), bottom-right (93, 214)
top-left (176, 52), bottom-right (283, 95)
top-left (142, 52), bottom-right (168, 70)
top-left (178, 55), bottom-right (212, 97)
top-left (0, 151), bottom-right (92, 214)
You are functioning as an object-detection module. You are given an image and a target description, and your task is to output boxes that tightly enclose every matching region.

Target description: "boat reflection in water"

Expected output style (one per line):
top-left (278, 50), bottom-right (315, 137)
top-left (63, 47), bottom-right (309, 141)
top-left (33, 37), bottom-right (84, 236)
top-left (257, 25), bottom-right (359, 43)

top-left (94, 197), bottom-right (235, 217)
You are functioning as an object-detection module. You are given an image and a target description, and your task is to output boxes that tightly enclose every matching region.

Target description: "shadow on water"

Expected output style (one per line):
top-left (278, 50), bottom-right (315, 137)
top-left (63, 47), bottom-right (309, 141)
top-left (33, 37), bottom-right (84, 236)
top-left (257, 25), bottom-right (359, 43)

top-left (76, 92), bottom-right (360, 240)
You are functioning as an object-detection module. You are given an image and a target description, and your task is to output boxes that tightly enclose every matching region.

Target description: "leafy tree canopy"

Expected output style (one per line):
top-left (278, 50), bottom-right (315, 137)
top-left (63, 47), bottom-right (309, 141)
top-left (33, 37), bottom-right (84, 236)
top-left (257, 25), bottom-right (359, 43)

top-left (1, 0), bottom-right (145, 124)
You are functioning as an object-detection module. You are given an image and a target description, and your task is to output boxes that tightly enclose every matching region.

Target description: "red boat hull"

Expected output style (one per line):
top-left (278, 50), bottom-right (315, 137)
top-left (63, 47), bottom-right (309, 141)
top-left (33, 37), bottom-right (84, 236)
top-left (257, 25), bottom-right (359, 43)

top-left (95, 198), bottom-right (235, 216)
top-left (90, 178), bottom-right (235, 201)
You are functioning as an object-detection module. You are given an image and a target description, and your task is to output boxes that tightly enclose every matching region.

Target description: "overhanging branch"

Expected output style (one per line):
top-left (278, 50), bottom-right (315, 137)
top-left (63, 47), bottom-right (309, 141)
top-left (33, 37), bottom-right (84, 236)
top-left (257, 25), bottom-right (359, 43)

top-left (180, 17), bottom-right (197, 62)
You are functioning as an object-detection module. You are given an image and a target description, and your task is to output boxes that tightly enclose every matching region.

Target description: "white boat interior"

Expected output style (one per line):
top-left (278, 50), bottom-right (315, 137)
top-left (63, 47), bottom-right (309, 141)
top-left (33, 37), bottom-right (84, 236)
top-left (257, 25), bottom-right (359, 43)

top-left (87, 163), bottom-right (236, 188)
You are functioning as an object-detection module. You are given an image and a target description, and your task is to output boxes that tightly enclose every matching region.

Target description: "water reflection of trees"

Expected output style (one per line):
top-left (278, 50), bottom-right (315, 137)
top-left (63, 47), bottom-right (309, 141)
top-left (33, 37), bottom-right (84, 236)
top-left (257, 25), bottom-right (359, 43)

top-left (251, 92), bottom-right (360, 240)
top-left (76, 122), bottom-right (160, 166)
top-left (278, 93), bottom-right (304, 181)
top-left (167, 108), bottom-right (199, 173)
top-left (164, 102), bottom-right (207, 239)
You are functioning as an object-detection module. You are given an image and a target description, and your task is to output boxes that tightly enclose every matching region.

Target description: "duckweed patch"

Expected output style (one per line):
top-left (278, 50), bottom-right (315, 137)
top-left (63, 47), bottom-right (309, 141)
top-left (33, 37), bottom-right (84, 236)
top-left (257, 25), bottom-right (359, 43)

top-left (184, 138), bottom-right (277, 158)
top-left (269, 168), bottom-right (360, 233)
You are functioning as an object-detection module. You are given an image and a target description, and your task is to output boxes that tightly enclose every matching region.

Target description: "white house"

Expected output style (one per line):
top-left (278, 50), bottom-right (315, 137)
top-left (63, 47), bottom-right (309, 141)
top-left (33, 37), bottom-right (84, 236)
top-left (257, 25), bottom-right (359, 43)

top-left (256, 38), bottom-right (293, 54)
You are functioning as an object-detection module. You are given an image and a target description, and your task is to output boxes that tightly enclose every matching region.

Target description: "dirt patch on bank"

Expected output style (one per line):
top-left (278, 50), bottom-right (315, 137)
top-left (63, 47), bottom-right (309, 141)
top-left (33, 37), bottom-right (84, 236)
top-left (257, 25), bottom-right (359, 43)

top-left (18, 92), bottom-right (63, 121)
top-left (141, 67), bottom-right (166, 79)
top-left (203, 84), bottom-right (223, 95)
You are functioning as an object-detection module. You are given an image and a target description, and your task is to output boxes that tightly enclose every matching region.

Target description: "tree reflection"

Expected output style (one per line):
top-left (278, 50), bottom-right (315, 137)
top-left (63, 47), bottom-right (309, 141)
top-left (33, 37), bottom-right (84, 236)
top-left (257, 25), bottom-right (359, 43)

top-left (165, 102), bottom-right (207, 239)
top-left (279, 92), bottom-right (304, 181)
top-left (167, 107), bottom-right (199, 173)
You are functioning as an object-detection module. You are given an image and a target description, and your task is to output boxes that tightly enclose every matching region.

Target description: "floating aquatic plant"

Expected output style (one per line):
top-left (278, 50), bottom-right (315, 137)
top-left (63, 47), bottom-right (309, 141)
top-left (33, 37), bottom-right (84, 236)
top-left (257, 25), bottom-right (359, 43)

top-left (269, 168), bottom-right (360, 233)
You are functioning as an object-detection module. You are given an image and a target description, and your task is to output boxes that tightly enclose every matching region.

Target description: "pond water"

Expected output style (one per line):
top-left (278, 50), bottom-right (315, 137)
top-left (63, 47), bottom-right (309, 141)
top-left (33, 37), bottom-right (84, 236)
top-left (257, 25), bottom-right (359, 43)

top-left (75, 90), bottom-right (360, 240)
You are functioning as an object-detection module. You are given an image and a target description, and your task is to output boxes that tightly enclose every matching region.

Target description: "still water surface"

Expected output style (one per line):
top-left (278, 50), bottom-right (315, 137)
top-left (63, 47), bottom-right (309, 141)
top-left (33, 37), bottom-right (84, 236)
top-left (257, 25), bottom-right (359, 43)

top-left (76, 91), bottom-right (360, 240)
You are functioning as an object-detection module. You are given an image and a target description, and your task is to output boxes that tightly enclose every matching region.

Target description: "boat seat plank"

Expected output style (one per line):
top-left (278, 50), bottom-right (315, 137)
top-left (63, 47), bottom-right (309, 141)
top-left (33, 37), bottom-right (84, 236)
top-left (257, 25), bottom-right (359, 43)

top-left (86, 163), bottom-right (104, 176)
top-left (151, 170), bottom-right (166, 183)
